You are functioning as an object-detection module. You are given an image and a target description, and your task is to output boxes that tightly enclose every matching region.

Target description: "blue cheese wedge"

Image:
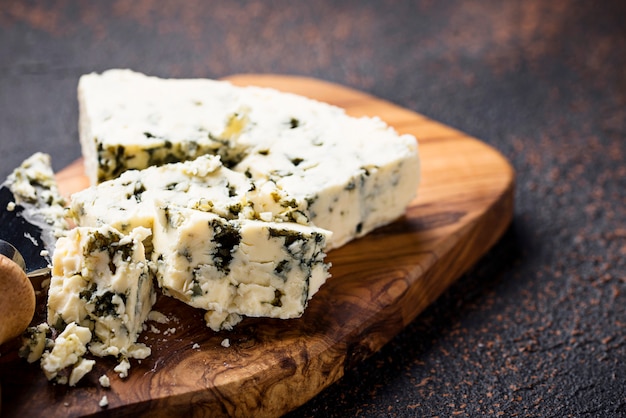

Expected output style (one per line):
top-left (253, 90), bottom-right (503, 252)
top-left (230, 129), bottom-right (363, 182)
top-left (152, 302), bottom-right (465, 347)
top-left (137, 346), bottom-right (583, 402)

top-left (78, 69), bottom-right (420, 248)
top-left (152, 203), bottom-right (331, 331)
top-left (47, 225), bottom-right (155, 370)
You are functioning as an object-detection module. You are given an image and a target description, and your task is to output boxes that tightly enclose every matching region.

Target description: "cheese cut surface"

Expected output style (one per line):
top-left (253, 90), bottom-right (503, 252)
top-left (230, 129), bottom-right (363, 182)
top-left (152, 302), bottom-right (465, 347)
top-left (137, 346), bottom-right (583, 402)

top-left (47, 225), bottom-right (155, 363)
top-left (152, 204), bottom-right (331, 331)
top-left (78, 69), bottom-right (420, 249)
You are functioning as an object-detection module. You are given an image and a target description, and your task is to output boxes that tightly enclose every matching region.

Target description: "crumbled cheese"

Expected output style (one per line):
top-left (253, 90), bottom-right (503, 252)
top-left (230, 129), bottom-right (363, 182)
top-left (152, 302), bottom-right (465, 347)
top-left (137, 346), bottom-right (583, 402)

top-left (6, 201), bottom-right (15, 211)
top-left (191, 343), bottom-right (200, 349)
top-left (114, 358), bottom-right (131, 378)
top-left (69, 357), bottom-right (96, 386)
top-left (258, 212), bottom-right (272, 222)
top-left (163, 327), bottom-right (177, 336)
top-left (69, 161), bottom-right (332, 331)
top-left (19, 323), bottom-right (51, 363)
top-left (148, 310), bottom-right (170, 324)
top-left (40, 322), bottom-right (92, 384)
top-left (221, 338), bottom-right (230, 348)
top-left (47, 225), bottom-right (155, 364)
top-left (99, 374), bottom-right (111, 388)
top-left (99, 395), bottom-right (109, 408)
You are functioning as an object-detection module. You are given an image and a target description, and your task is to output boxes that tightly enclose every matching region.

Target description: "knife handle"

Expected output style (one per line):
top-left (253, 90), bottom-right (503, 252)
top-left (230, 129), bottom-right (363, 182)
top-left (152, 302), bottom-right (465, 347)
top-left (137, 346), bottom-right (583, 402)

top-left (0, 253), bottom-right (36, 345)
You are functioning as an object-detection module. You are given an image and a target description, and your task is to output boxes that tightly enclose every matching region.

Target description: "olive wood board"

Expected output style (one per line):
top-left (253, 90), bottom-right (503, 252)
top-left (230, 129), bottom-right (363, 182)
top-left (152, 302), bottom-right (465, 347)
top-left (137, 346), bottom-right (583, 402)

top-left (0, 75), bottom-right (515, 417)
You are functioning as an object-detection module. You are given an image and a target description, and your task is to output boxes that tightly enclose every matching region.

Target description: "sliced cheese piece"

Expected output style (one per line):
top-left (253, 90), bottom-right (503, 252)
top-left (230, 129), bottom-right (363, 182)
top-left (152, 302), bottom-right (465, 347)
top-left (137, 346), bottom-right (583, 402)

top-left (47, 225), bottom-right (155, 363)
top-left (152, 203), bottom-right (331, 331)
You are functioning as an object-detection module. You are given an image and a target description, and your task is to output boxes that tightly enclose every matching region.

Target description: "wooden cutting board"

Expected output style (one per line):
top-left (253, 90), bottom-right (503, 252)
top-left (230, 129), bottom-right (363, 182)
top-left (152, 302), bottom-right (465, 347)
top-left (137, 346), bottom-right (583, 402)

top-left (0, 75), bottom-right (514, 417)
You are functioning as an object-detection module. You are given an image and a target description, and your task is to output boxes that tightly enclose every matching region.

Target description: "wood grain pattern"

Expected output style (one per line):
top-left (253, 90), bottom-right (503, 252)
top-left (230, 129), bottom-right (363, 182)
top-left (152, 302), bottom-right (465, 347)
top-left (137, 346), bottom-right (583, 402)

top-left (0, 75), bottom-right (514, 417)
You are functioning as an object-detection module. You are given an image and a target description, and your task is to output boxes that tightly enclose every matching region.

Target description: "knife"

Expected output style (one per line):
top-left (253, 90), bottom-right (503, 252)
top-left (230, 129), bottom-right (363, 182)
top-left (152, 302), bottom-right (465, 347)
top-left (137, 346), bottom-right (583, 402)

top-left (0, 153), bottom-right (68, 345)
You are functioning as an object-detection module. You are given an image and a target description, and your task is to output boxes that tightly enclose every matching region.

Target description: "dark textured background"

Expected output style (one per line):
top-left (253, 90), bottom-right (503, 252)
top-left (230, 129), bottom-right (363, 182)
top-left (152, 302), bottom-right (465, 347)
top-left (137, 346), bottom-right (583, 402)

top-left (1, 1), bottom-right (625, 416)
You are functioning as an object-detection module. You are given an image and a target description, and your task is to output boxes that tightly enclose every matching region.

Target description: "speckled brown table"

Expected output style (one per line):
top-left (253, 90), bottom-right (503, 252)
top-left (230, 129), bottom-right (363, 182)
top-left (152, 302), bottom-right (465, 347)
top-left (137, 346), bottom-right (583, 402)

top-left (1, 1), bottom-right (625, 416)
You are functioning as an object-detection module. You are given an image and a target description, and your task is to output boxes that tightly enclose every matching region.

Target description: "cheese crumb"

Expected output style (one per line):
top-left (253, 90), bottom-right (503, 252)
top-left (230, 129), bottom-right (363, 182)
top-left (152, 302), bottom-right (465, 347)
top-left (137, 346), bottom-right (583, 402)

top-left (19, 322), bottom-right (50, 363)
top-left (69, 357), bottom-right (96, 386)
top-left (114, 358), bottom-right (131, 378)
top-left (191, 343), bottom-right (200, 349)
top-left (99, 374), bottom-right (111, 388)
top-left (221, 338), bottom-right (230, 348)
top-left (6, 201), bottom-right (15, 211)
top-left (40, 322), bottom-right (92, 384)
top-left (148, 310), bottom-right (170, 324)
top-left (163, 327), bottom-right (177, 336)
top-left (99, 395), bottom-right (109, 408)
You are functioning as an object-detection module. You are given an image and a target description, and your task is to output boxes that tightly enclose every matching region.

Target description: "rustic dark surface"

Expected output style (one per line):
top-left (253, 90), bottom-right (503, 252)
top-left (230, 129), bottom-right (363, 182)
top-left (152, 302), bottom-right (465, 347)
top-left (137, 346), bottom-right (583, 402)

top-left (1, 1), bottom-right (625, 416)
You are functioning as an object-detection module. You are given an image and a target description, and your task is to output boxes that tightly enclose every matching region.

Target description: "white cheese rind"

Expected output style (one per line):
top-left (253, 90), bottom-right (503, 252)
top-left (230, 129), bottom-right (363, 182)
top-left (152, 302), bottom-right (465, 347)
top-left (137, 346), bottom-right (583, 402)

top-left (47, 225), bottom-right (155, 361)
top-left (152, 204), bottom-right (331, 331)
